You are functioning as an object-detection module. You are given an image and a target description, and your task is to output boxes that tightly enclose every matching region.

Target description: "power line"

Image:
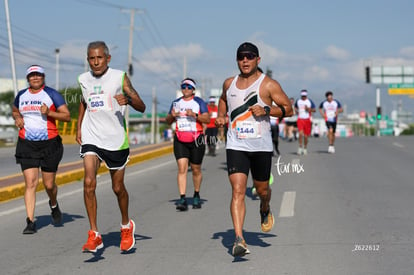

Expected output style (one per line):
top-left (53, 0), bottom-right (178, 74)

top-left (72, 0), bottom-right (126, 9)
top-left (141, 11), bottom-right (183, 73)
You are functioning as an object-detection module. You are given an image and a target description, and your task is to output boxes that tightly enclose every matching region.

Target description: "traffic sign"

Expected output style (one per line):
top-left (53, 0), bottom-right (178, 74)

top-left (388, 83), bottom-right (414, 95)
top-left (371, 66), bottom-right (414, 84)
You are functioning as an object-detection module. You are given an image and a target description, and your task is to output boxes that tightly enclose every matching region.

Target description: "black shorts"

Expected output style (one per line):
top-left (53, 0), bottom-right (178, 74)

top-left (285, 121), bottom-right (297, 127)
top-left (271, 125), bottom-right (279, 141)
top-left (173, 134), bottom-right (205, 164)
top-left (80, 144), bottom-right (129, 170)
top-left (325, 121), bottom-right (337, 133)
top-left (205, 127), bottom-right (218, 146)
top-left (15, 136), bottom-right (64, 172)
top-left (226, 149), bottom-right (272, 181)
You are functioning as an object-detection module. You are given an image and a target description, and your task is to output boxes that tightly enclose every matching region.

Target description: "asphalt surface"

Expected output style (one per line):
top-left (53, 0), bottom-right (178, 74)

top-left (0, 142), bottom-right (154, 180)
top-left (0, 136), bottom-right (413, 275)
top-left (0, 142), bottom-right (172, 201)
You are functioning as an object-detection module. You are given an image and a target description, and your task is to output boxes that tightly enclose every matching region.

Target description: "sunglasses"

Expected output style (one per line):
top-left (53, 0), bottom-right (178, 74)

top-left (237, 52), bottom-right (257, 61)
top-left (181, 84), bottom-right (194, 90)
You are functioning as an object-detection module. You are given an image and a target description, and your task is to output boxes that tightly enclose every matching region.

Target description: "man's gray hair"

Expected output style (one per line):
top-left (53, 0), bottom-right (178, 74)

top-left (87, 41), bottom-right (109, 56)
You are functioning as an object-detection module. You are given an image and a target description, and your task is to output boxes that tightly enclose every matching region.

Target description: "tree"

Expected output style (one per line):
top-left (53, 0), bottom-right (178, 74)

top-left (60, 87), bottom-right (82, 119)
top-left (0, 91), bottom-right (14, 106)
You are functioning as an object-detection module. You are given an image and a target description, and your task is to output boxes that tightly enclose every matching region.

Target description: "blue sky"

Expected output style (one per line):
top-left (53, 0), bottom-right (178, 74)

top-left (1, 0), bottom-right (413, 116)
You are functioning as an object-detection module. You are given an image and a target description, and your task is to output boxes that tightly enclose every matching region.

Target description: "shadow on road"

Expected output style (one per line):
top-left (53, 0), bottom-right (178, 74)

top-left (83, 231), bottom-right (152, 262)
top-left (35, 212), bottom-right (85, 231)
top-left (169, 197), bottom-right (209, 209)
top-left (212, 229), bottom-right (277, 261)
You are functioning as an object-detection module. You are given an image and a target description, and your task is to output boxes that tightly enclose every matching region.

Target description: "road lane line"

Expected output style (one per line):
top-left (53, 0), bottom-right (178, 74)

top-left (279, 191), bottom-right (296, 217)
top-left (392, 142), bottom-right (404, 148)
top-left (0, 160), bottom-right (175, 217)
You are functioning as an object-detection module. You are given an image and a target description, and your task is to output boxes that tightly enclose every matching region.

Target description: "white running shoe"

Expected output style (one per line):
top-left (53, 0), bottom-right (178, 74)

top-left (251, 187), bottom-right (258, 197)
top-left (303, 148), bottom-right (308, 155)
top-left (297, 147), bottom-right (303, 155)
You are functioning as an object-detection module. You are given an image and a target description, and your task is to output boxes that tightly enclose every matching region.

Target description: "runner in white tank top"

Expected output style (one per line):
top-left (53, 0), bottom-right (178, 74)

top-left (226, 73), bottom-right (273, 152)
top-left (215, 42), bottom-right (293, 257)
top-left (76, 41), bottom-right (146, 253)
top-left (78, 67), bottom-right (128, 151)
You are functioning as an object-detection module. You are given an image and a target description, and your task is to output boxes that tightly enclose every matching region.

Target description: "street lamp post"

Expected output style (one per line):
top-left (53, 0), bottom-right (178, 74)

top-left (4, 0), bottom-right (18, 96)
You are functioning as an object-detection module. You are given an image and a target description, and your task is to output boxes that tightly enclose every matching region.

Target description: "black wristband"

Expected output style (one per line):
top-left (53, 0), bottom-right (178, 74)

top-left (279, 105), bottom-right (286, 118)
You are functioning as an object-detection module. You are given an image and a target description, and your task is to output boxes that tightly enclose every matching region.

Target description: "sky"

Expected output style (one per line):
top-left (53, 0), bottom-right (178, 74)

top-left (1, 0), bottom-right (414, 118)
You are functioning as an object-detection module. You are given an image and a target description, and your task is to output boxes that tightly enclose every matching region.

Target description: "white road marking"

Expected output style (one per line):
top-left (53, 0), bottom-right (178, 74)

top-left (393, 142), bottom-right (404, 148)
top-left (279, 191), bottom-right (296, 217)
top-left (0, 160), bottom-right (175, 217)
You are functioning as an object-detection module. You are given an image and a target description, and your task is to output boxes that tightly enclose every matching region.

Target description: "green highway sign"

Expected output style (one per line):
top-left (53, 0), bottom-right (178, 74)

top-left (389, 83), bottom-right (414, 88)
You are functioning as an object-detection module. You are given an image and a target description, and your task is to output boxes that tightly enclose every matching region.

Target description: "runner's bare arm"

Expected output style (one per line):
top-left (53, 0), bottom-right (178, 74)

top-left (265, 78), bottom-right (293, 118)
top-left (120, 75), bottom-right (146, 113)
top-left (216, 78), bottom-right (231, 127)
top-left (76, 100), bottom-right (86, 145)
top-left (319, 107), bottom-right (325, 117)
top-left (41, 103), bottom-right (71, 122)
top-left (12, 105), bottom-right (24, 129)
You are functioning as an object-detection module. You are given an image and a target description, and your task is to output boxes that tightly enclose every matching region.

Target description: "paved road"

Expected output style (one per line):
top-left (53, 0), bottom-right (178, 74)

top-left (0, 136), bottom-right (413, 275)
top-left (0, 142), bottom-right (151, 178)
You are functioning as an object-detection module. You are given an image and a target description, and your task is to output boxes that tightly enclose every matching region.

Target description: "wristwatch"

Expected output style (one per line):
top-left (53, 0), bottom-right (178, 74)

top-left (264, 106), bottom-right (271, 116)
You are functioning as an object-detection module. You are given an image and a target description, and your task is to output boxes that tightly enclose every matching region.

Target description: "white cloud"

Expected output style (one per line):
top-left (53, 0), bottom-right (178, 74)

top-left (303, 65), bottom-right (330, 81)
top-left (400, 47), bottom-right (414, 58)
top-left (144, 43), bottom-right (205, 61)
top-left (257, 42), bottom-right (287, 63)
top-left (325, 45), bottom-right (350, 61)
top-left (59, 40), bottom-right (89, 59)
top-left (137, 43), bottom-right (207, 75)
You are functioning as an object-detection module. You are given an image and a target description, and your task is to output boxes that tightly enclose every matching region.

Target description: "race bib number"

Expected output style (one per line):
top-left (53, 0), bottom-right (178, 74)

top-left (236, 121), bottom-right (260, 139)
top-left (177, 118), bottom-right (193, 132)
top-left (88, 94), bottom-right (112, 112)
top-left (211, 111), bottom-right (218, 118)
top-left (326, 110), bottom-right (336, 120)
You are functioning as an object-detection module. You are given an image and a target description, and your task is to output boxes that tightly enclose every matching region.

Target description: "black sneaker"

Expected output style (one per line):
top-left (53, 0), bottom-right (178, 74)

top-left (49, 200), bottom-right (62, 225)
top-left (232, 236), bottom-right (250, 257)
top-left (193, 196), bottom-right (201, 209)
top-left (23, 218), bottom-right (36, 234)
top-left (176, 198), bottom-right (188, 211)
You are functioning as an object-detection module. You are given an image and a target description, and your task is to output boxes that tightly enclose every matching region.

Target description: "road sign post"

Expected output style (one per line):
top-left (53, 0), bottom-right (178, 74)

top-left (365, 65), bottom-right (414, 136)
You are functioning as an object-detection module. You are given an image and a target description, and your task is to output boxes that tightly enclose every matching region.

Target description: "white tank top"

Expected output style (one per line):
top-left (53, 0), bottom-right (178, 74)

top-left (226, 73), bottom-right (273, 152)
top-left (78, 68), bottom-right (129, 150)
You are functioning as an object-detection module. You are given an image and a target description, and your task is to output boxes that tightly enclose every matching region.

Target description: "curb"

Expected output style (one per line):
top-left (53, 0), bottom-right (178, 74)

top-left (0, 145), bottom-right (173, 203)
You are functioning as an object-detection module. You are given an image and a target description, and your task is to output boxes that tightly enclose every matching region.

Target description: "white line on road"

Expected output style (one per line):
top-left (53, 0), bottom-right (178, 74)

top-left (393, 142), bottom-right (404, 148)
top-left (0, 160), bottom-right (175, 217)
top-left (279, 191), bottom-right (296, 217)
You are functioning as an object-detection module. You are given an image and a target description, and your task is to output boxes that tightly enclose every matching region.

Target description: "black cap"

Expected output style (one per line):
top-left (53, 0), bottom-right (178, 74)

top-left (237, 42), bottom-right (259, 57)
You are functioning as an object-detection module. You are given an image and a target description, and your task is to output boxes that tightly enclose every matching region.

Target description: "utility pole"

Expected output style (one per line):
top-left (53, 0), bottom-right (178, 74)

top-left (376, 87), bottom-right (381, 137)
top-left (55, 48), bottom-right (60, 91)
top-left (121, 8), bottom-right (143, 132)
top-left (4, 0), bottom-right (18, 96)
top-left (150, 87), bottom-right (157, 144)
top-left (127, 9), bottom-right (135, 78)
